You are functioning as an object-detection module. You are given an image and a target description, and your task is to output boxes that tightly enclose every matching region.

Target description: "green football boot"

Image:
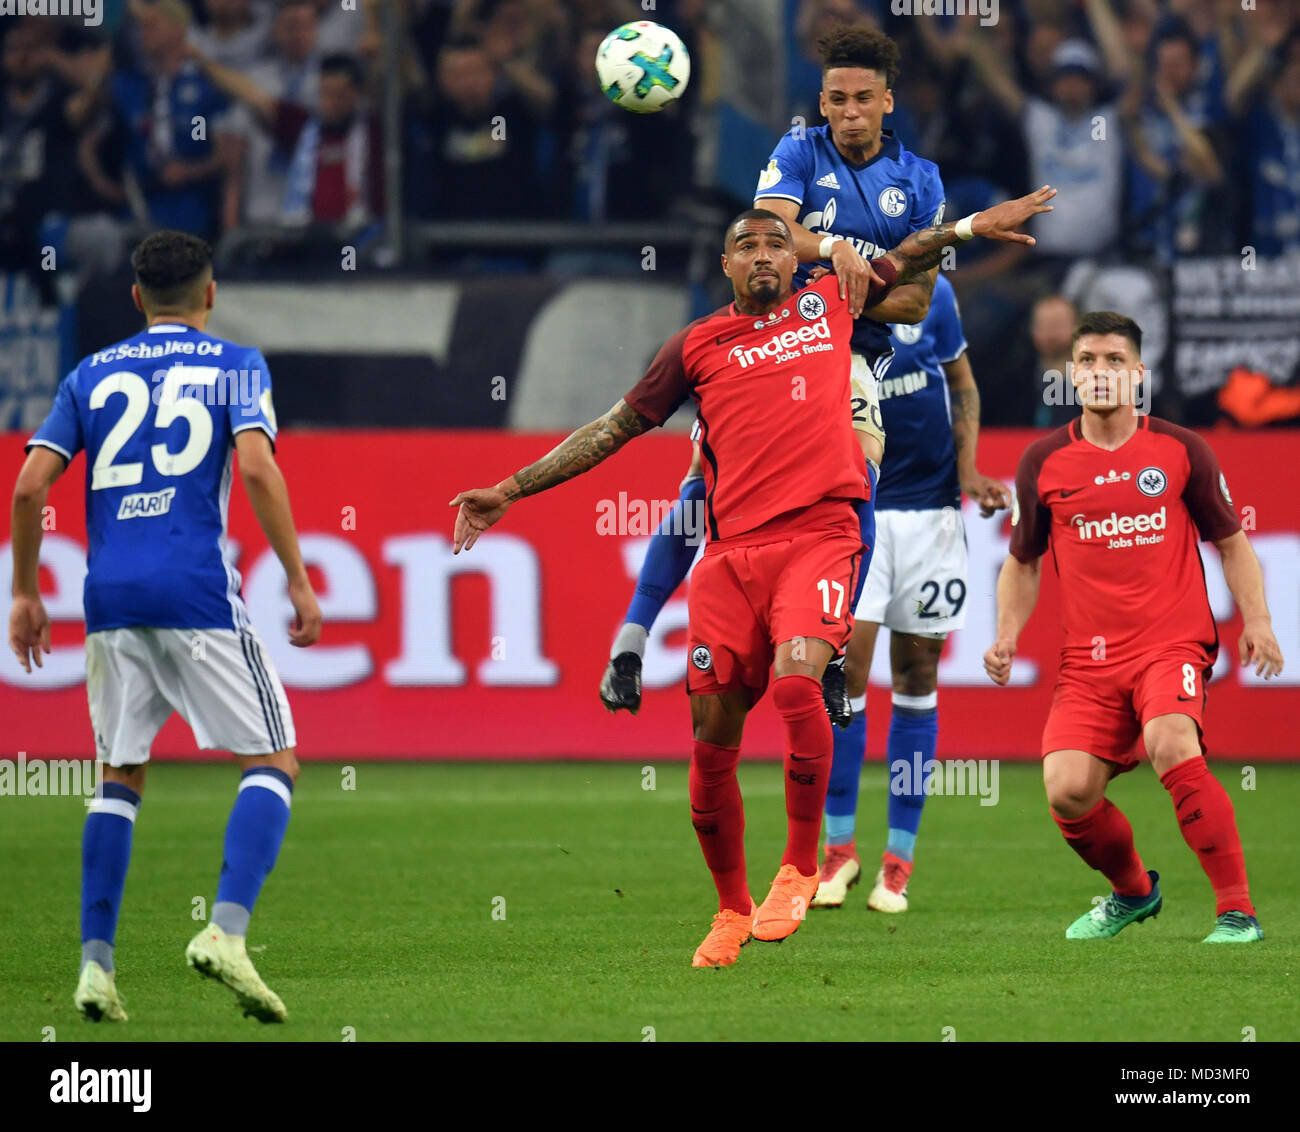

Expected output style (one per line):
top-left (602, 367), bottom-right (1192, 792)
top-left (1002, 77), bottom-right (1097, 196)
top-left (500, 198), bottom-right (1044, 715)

top-left (1066, 870), bottom-right (1162, 939)
top-left (1202, 911), bottom-right (1263, 943)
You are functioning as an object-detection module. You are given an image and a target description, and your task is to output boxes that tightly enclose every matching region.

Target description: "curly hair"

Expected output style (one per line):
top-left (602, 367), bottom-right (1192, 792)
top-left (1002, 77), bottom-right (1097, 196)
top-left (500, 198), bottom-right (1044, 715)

top-left (818, 25), bottom-right (901, 88)
top-left (131, 231), bottom-right (213, 310)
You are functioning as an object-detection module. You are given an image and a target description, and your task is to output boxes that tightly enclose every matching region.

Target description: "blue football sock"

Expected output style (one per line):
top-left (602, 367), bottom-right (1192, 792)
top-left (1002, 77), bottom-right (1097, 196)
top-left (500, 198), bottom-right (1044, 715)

top-left (886, 692), bottom-right (938, 862)
top-left (213, 767), bottom-right (294, 935)
top-left (81, 782), bottom-right (142, 973)
top-left (850, 462), bottom-right (879, 609)
top-left (824, 708), bottom-right (867, 845)
top-left (624, 476), bottom-right (706, 632)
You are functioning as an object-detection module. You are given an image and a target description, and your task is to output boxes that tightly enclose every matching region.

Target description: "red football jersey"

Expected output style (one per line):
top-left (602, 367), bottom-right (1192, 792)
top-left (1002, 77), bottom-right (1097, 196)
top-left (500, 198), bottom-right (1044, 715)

top-left (1009, 415), bottom-right (1241, 661)
top-left (624, 275), bottom-right (868, 543)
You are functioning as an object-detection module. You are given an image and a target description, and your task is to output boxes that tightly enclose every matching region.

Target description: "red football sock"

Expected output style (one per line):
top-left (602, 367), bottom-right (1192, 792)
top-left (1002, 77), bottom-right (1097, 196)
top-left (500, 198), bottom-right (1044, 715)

top-left (689, 740), bottom-right (750, 914)
top-left (1052, 798), bottom-right (1151, 897)
top-left (1161, 756), bottom-right (1254, 916)
top-left (772, 674), bottom-right (833, 875)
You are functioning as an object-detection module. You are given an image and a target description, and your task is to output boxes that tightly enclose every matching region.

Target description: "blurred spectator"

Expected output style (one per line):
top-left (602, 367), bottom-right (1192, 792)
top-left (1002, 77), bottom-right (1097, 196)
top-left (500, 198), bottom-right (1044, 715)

top-left (188, 0), bottom-right (272, 69)
top-left (415, 37), bottom-right (548, 220)
top-left (1027, 293), bottom-right (1081, 429)
top-left (1019, 10), bottom-right (1072, 99)
top-left (82, 0), bottom-right (235, 240)
top-left (789, 0), bottom-right (874, 107)
top-left (0, 20), bottom-right (100, 303)
top-left (311, 0), bottom-right (370, 56)
top-left (901, 17), bottom-right (1029, 239)
top-left (448, 0), bottom-right (565, 114)
top-left (216, 0), bottom-right (322, 227)
top-left (1237, 35), bottom-right (1300, 255)
top-left (197, 51), bottom-right (383, 229)
top-left (1118, 19), bottom-right (1227, 259)
top-left (547, 23), bottom-right (692, 228)
top-left (960, 33), bottom-right (1125, 268)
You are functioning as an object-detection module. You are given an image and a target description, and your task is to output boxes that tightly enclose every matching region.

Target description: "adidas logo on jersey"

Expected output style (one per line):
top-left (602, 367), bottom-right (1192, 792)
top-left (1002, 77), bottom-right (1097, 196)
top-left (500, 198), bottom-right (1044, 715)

top-left (816, 172), bottom-right (841, 189)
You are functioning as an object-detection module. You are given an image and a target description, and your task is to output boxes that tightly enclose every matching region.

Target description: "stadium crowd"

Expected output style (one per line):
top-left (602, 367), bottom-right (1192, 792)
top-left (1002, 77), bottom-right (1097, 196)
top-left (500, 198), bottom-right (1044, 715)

top-left (1, 0), bottom-right (1297, 421)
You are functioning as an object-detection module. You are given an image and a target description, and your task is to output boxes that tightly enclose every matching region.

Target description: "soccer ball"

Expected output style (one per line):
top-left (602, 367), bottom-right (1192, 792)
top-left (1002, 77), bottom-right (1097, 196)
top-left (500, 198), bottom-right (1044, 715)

top-left (595, 21), bottom-right (691, 114)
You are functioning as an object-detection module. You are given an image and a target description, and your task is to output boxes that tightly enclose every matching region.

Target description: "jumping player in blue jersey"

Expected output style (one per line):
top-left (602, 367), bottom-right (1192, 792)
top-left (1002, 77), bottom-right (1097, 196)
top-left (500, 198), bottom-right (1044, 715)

top-left (8, 231), bottom-right (321, 1024)
top-left (599, 25), bottom-right (1050, 722)
top-left (811, 274), bottom-right (1011, 913)
top-left (752, 26), bottom-right (945, 723)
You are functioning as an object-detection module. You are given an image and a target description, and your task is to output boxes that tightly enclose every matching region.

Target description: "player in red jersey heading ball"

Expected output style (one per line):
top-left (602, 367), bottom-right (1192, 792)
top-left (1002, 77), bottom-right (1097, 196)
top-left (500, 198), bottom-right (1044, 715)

top-left (985, 311), bottom-right (1284, 943)
top-left (452, 189), bottom-right (1053, 967)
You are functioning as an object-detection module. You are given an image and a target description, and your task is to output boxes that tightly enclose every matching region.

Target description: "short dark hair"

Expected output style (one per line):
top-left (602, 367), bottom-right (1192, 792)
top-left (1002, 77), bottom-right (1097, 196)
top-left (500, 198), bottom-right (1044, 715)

top-left (724, 208), bottom-right (792, 250)
top-left (320, 52), bottom-right (364, 87)
top-left (819, 25), bottom-right (900, 89)
top-left (131, 231), bottom-right (212, 310)
top-left (1153, 19), bottom-right (1198, 57)
top-left (1072, 310), bottom-right (1142, 356)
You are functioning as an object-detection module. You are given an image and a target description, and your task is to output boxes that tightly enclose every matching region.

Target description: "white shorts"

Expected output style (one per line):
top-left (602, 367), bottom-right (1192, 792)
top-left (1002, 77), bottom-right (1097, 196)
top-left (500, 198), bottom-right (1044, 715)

top-left (86, 627), bottom-right (296, 766)
top-left (854, 507), bottom-right (969, 636)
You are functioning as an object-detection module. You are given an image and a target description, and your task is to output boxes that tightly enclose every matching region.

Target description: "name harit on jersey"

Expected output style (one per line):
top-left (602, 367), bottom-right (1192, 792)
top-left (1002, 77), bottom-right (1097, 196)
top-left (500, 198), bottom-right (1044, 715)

top-left (877, 368), bottom-right (930, 399)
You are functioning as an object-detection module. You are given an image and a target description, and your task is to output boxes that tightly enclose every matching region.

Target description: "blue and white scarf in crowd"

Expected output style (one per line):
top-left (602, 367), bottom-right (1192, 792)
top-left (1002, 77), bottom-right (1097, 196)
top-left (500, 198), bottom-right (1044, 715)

top-left (281, 111), bottom-right (370, 226)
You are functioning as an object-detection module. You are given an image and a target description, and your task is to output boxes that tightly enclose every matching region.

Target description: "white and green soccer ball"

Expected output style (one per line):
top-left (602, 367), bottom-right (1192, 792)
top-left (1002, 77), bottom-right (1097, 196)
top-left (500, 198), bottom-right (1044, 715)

top-left (595, 21), bottom-right (690, 113)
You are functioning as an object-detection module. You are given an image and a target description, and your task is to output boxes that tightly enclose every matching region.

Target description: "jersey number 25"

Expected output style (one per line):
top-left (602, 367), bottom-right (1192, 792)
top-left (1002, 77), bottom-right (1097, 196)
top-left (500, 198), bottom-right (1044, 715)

top-left (89, 365), bottom-right (223, 490)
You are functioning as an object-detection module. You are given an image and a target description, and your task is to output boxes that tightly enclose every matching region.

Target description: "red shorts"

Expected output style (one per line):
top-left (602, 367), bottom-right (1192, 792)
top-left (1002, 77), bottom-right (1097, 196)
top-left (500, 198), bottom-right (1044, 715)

top-left (687, 500), bottom-right (863, 704)
top-left (1041, 642), bottom-right (1214, 769)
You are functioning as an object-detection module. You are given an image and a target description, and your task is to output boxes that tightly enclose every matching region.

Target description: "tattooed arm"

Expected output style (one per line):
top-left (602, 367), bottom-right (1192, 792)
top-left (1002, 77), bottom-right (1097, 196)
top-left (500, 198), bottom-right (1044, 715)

top-left (881, 185), bottom-right (1058, 285)
top-left (449, 399), bottom-right (653, 553)
top-left (944, 353), bottom-right (1011, 518)
top-left (863, 266), bottom-right (938, 325)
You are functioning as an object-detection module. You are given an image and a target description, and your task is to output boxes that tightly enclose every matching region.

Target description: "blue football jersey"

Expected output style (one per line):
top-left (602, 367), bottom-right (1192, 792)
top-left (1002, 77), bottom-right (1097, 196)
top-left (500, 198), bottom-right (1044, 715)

top-left (755, 125), bottom-right (946, 369)
top-left (875, 274), bottom-right (967, 511)
top-left (27, 322), bottom-right (278, 633)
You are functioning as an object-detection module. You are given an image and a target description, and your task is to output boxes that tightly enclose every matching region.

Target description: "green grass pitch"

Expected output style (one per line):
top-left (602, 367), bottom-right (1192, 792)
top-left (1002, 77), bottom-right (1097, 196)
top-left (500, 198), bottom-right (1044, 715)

top-left (1, 760), bottom-right (1295, 1042)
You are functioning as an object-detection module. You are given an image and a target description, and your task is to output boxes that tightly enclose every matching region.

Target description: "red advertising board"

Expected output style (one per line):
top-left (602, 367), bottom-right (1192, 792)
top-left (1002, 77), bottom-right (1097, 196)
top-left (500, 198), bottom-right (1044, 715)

top-left (2, 430), bottom-right (1297, 760)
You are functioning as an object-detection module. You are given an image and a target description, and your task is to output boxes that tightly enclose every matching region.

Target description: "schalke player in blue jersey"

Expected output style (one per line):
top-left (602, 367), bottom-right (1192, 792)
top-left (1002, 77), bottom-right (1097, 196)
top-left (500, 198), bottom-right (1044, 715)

top-left (751, 24), bottom-right (950, 723)
top-left (8, 231), bottom-right (321, 1023)
top-left (599, 26), bottom-right (1047, 711)
top-left (811, 274), bottom-right (1010, 913)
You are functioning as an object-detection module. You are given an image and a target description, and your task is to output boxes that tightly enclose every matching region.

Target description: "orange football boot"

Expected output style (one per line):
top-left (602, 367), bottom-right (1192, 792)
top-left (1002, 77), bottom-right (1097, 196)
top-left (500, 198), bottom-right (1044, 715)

top-left (692, 907), bottom-right (755, 968)
top-left (753, 863), bottom-right (819, 941)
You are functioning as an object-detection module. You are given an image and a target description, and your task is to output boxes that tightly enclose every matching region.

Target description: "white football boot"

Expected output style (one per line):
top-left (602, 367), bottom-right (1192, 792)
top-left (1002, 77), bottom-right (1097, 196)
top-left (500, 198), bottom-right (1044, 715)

top-left (811, 841), bottom-right (862, 908)
top-left (186, 922), bottom-right (287, 1022)
top-left (75, 960), bottom-right (128, 1022)
top-left (866, 852), bottom-right (911, 913)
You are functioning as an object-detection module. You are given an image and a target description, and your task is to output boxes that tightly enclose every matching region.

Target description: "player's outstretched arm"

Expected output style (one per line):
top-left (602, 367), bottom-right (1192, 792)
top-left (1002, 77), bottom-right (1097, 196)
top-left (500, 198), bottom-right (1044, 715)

top-left (984, 554), bottom-right (1041, 686)
top-left (881, 186), bottom-right (1057, 284)
top-left (450, 399), bottom-right (653, 554)
top-left (235, 431), bottom-right (321, 647)
top-left (1216, 530), bottom-right (1284, 678)
top-left (8, 447), bottom-right (65, 673)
